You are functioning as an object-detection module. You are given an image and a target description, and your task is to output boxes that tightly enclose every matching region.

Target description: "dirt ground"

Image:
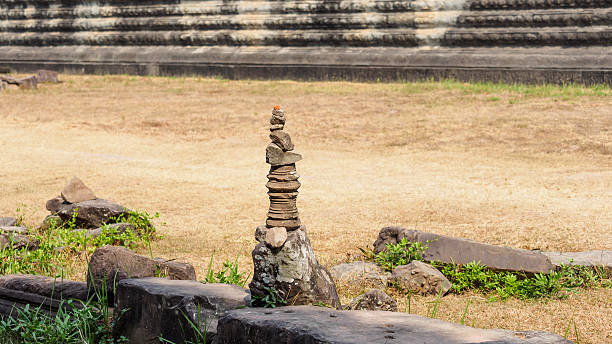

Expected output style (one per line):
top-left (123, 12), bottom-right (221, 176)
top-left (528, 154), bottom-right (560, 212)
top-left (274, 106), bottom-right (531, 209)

top-left (1, 75), bottom-right (610, 343)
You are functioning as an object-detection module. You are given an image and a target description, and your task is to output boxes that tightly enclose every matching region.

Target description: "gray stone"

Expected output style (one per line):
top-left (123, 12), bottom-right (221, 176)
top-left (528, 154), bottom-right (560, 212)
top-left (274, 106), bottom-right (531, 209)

top-left (250, 227), bottom-right (340, 308)
top-left (74, 222), bottom-right (135, 239)
top-left (46, 196), bottom-right (66, 213)
top-left (0, 226), bottom-right (28, 235)
top-left (113, 278), bottom-right (250, 344)
top-left (17, 76), bottom-right (37, 89)
top-left (264, 226), bottom-right (287, 248)
top-left (0, 217), bottom-right (17, 227)
top-left (87, 245), bottom-right (196, 304)
top-left (391, 261), bottom-right (452, 296)
top-left (374, 227), bottom-right (555, 274)
top-left (269, 130), bottom-right (294, 151)
top-left (0, 234), bottom-right (39, 251)
top-left (61, 176), bottom-right (96, 203)
top-left (39, 214), bottom-right (62, 230)
top-left (0, 287), bottom-right (82, 320)
top-left (0, 274), bottom-right (88, 301)
top-left (330, 261), bottom-right (390, 289)
top-left (265, 143), bottom-right (302, 166)
top-left (216, 306), bottom-right (573, 344)
top-left (542, 250), bottom-right (612, 272)
top-left (35, 69), bottom-right (60, 83)
top-left (54, 198), bottom-right (129, 228)
top-left (347, 289), bottom-right (397, 312)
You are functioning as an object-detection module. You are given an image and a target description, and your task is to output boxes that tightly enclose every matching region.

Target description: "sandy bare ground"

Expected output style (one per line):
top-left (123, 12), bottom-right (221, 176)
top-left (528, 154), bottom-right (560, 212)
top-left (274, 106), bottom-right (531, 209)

top-left (1, 75), bottom-right (610, 343)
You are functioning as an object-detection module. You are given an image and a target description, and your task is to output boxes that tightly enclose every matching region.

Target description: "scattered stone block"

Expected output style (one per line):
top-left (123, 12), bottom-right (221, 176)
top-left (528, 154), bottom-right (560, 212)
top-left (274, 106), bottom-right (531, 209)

top-left (17, 76), bottom-right (37, 89)
top-left (330, 261), bottom-right (390, 289)
top-left (0, 234), bottom-right (39, 251)
top-left (0, 217), bottom-right (17, 227)
top-left (39, 214), bottom-right (62, 230)
top-left (217, 306), bottom-right (573, 344)
top-left (269, 130), bottom-right (294, 151)
top-left (391, 261), bottom-right (452, 296)
top-left (0, 287), bottom-right (82, 320)
top-left (374, 227), bottom-right (555, 274)
top-left (264, 226), bottom-right (287, 248)
top-left (46, 196), bottom-right (66, 213)
top-left (0, 274), bottom-right (88, 301)
top-left (347, 289), bottom-right (397, 312)
top-left (0, 226), bottom-right (28, 235)
top-left (74, 222), bottom-right (135, 239)
top-left (53, 198), bottom-right (129, 228)
top-left (542, 250), bottom-right (612, 272)
top-left (87, 245), bottom-right (196, 304)
top-left (61, 176), bottom-right (96, 203)
top-left (35, 69), bottom-right (60, 83)
top-left (265, 143), bottom-right (302, 166)
top-left (113, 278), bottom-right (250, 344)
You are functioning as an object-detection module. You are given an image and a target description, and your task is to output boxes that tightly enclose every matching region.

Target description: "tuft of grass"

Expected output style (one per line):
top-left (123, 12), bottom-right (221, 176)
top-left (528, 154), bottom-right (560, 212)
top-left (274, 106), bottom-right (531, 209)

top-left (250, 286), bottom-right (287, 308)
top-left (203, 252), bottom-right (250, 287)
top-left (374, 238), bottom-right (428, 272)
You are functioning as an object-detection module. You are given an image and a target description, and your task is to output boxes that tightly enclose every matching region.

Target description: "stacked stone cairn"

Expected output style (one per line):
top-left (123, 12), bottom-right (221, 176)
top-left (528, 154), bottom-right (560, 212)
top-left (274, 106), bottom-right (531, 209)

top-left (250, 107), bottom-right (340, 308)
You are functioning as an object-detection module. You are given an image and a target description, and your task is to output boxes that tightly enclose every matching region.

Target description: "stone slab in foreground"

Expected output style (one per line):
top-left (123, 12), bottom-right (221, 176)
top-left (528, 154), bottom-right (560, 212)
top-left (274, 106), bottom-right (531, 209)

top-left (113, 278), bottom-right (250, 344)
top-left (374, 227), bottom-right (554, 274)
top-left (0, 274), bottom-right (88, 301)
top-left (542, 250), bottom-right (612, 272)
top-left (217, 306), bottom-right (572, 344)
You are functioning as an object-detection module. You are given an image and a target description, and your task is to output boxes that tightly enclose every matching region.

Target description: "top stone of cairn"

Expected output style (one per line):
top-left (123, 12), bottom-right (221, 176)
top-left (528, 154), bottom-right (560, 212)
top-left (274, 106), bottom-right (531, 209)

top-left (61, 176), bottom-right (96, 203)
top-left (266, 106), bottom-right (301, 166)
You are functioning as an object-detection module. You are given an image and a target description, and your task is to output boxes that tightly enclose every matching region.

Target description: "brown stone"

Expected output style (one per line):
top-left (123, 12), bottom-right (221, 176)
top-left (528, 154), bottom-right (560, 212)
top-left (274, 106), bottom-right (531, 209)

top-left (87, 245), bottom-right (196, 304)
top-left (61, 176), bottom-right (96, 203)
top-left (264, 227), bottom-right (287, 248)
top-left (266, 180), bottom-right (301, 192)
top-left (0, 274), bottom-right (88, 300)
top-left (269, 124), bottom-right (284, 131)
top-left (391, 261), bottom-right (452, 296)
top-left (347, 289), bottom-right (397, 312)
top-left (266, 144), bottom-right (302, 166)
top-left (35, 69), bottom-right (60, 83)
top-left (266, 218), bottom-right (301, 229)
top-left (17, 76), bottom-right (37, 89)
top-left (269, 130), bottom-right (294, 151)
top-left (46, 196), bottom-right (66, 213)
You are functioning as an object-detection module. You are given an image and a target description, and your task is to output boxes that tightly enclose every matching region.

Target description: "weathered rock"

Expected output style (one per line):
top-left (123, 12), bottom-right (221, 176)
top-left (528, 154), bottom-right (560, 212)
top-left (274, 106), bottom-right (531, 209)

top-left (0, 217), bottom-right (17, 227)
top-left (0, 274), bottom-right (88, 300)
top-left (217, 306), bottom-right (573, 344)
top-left (264, 226), bottom-right (288, 248)
top-left (39, 214), bottom-right (62, 230)
top-left (55, 198), bottom-right (129, 228)
top-left (374, 227), bottom-right (555, 274)
top-left (46, 196), bottom-right (66, 213)
top-left (87, 245), bottom-right (196, 303)
top-left (0, 234), bottom-right (39, 251)
top-left (35, 69), bottom-right (60, 83)
top-left (0, 226), bottom-right (28, 235)
top-left (266, 143), bottom-right (302, 166)
top-left (113, 278), bottom-right (250, 344)
top-left (330, 261), bottom-right (390, 289)
top-left (61, 176), bottom-right (96, 203)
top-left (0, 287), bottom-right (83, 320)
top-left (347, 289), bottom-right (397, 312)
top-left (542, 250), bottom-right (612, 272)
top-left (250, 227), bottom-right (340, 308)
top-left (391, 261), bottom-right (452, 296)
top-left (270, 124), bottom-right (284, 131)
top-left (269, 130), bottom-right (294, 151)
top-left (17, 76), bottom-right (37, 89)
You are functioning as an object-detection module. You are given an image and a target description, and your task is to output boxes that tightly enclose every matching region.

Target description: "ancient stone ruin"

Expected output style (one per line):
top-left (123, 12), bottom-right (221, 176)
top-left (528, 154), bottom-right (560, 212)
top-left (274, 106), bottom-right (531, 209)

top-left (249, 107), bottom-right (340, 308)
top-left (0, 1), bottom-right (610, 84)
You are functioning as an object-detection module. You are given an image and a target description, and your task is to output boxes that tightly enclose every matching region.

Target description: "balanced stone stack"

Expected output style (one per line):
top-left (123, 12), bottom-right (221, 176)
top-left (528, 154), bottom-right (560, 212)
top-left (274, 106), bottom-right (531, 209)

top-left (250, 107), bottom-right (340, 308)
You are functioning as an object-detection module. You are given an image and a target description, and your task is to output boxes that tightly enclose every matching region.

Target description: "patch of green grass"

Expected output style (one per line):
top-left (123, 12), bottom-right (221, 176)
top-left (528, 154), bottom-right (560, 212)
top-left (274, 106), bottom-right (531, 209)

top-left (374, 238), bottom-right (428, 272)
top-left (203, 252), bottom-right (250, 287)
top-left (250, 286), bottom-right (287, 308)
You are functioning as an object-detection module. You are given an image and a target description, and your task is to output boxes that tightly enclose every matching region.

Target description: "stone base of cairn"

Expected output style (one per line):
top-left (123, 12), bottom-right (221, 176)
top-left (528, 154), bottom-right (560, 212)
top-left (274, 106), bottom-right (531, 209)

top-left (249, 107), bottom-right (340, 308)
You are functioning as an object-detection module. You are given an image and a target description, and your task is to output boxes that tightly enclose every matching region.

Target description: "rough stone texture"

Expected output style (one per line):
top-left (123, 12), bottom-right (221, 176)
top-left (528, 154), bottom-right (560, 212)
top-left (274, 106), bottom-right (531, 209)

top-left (391, 261), bottom-right (452, 296)
top-left (75, 222), bottom-right (135, 239)
top-left (347, 289), bottom-right (397, 312)
top-left (0, 287), bottom-right (83, 320)
top-left (542, 250), bottom-right (612, 272)
top-left (330, 261), bottom-right (390, 289)
top-left (269, 130), bottom-right (294, 151)
top-left (250, 228), bottom-right (341, 308)
top-left (113, 278), bottom-right (250, 344)
top-left (266, 143), bottom-right (302, 166)
top-left (35, 69), bottom-right (60, 83)
top-left (0, 226), bottom-right (28, 235)
top-left (54, 198), bottom-right (129, 228)
top-left (0, 274), bottom-right (88, 301)
top-left (217, 306), bottom-right (573, 344)
top-left (0, 234), bottom-right (39, 251)
top-left (87, 246), bottom-right (196, 304)
top-left (264, 226), bottom-right (288, 248)
top-left (39, 214), bottom-right (62, 230)
top-left (17, 76), bottom-right (37, 89)
top-left (61, 176), bottom-right (96, 203)
top-left (374, 227), bottom-right (555, 274)
top-left (0, 217), bottom-right (17, 227)
top-left (46, 196), bottom-right (65, 213)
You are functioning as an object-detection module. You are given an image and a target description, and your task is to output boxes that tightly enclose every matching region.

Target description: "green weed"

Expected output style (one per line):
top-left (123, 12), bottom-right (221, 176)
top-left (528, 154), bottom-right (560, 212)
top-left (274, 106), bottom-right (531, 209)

top-left (374, 238), bottom-right (428, 272)
top-left (250, 286), bottom-right (287, 308)
top-left (204, 252), bottom-right (250, 287)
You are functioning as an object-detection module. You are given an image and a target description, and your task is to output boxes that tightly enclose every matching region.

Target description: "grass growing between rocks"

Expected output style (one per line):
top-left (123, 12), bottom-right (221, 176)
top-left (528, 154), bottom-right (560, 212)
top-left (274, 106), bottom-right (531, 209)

top-left (1, 75), bottom-right (610, 343)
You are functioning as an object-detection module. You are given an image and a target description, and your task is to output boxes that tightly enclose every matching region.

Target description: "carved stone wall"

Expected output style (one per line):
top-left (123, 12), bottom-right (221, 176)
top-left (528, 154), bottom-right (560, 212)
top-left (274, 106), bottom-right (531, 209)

top-left (0, 0), bottom-right (611, 84)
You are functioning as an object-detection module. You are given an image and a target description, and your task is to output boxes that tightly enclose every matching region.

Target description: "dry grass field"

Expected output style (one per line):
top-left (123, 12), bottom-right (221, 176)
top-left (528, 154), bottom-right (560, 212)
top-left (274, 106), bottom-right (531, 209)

top-left (1, 75), bottom-right (610, 343)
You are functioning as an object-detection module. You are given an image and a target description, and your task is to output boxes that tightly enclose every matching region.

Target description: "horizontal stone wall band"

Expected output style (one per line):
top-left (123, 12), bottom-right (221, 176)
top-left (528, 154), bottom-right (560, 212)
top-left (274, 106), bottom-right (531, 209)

top-left (456, 9), bottom-right (612, 28)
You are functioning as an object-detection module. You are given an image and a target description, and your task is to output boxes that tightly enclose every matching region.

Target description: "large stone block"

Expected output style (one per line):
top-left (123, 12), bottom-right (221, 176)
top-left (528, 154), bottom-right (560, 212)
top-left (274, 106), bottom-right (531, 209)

top-left (51, 198), bottom-right (129, 228)
top-left (113, 278), bottom-right (251, 344)
top-left (0, 274), bottom-right (88, 301)
top-left (542, 250), bottom-right (612, 272)
top-left (87, 246), bottom-right (196, 304)
top-left (0, 287), bottom-right (82, 320)
top-left (374, 227), bottom-right (554, 274)
top-left (217, 306), bottom-right (573, 344)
